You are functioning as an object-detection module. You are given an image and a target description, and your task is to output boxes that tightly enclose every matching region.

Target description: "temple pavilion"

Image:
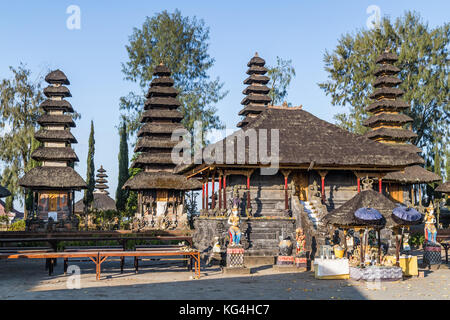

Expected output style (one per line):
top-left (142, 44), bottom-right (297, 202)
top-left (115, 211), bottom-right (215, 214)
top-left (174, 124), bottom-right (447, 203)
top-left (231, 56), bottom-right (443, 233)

top-left (74, 165), bottom-right (116, 214)
top-left (123, 64), bottom-right (201, 230)
top-left (19, 70), bottom-right (86, 231)
top-left (176, 53), bottom-right (423, 260)
top-left (363, 49), bottom-right (441, 206)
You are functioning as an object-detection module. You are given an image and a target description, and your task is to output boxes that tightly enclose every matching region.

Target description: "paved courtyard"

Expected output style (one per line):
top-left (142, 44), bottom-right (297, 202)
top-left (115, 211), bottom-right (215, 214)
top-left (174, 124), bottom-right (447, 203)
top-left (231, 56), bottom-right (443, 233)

top-left (0, 257), bottom-right (449, 300)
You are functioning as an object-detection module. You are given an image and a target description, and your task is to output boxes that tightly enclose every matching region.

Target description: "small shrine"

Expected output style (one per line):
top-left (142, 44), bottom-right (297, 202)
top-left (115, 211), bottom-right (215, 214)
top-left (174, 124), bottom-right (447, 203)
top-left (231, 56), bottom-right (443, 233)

top-left (123, 64), bottom-right (201, 230)
top-left (74, 165), bottom-right (116, 215)
top-left (19, 70), bottom-right (87, 232)
top-left (363, 49), bottom-right (441, 206)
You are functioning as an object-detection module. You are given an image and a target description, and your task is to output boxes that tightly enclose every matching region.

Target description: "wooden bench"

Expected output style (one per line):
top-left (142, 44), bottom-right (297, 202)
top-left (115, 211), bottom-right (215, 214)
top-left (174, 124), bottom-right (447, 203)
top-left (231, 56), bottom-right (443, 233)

top-left (134, 245), bottom-right (193, 272)
top-left (0, 247), bottom-right (54, 253)
top-left (0, 250), bottom-right (201, 280)
top-left (63, 246), bottom-right (125, 274)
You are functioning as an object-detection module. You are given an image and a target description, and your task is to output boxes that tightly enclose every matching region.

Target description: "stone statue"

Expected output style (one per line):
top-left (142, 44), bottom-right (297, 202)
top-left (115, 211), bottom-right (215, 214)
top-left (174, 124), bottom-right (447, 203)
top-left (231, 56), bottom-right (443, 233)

top-left (227, 207), bottom-right (241, 246)
top-left (309, 181), bottom-right (321, 202)
top-left (295, 228), bottom-right (306, 257)
top-left (229, 185), bottom-right (241, 216)
top-left (424, 203), bottom-right (437, 243)
top-left (212, 236), bottom-right (221, 253)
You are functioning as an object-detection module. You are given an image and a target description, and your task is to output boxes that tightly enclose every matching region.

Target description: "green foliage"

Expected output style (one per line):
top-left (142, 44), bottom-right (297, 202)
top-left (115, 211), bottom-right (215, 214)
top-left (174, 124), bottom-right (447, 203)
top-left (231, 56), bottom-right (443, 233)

top-left (267, 57), bottom-right (296, 105)
top-left (124, 155), bottom-right (141, 217)
top-left (185, 191), bottom-right (198, 217)
top-left (120, 9), bottom-right (227, 140)
top-left (319, 11), bottom-right (450, 171)
top-left (0, 64), bottom-right (43, 210)
top-left (0, 215), bottom-right (9, 225)
top-left (115, 121), bottom-right (129, 212)
top-left (7, 219), bottom-right (25, 231)
top-left (83, 120), bottom-right (95, 210)
top-left (409, 233), bottom-right (425, 247)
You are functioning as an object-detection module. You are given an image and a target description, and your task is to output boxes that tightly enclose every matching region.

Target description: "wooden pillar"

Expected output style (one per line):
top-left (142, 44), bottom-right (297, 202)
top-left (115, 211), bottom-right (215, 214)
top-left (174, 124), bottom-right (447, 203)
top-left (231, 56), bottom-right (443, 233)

top-left (223, 175), bottom-right (227, 210)
top-left (201, 182), bottom-right (205, 210)
top-left (343, 229), bottom-right (348, 258)
top-left (247, 175), bottom-right (251, 212)
top-left (318, 171), bottom-right (328, 203)
top-left (360, 229), bottom-right (365, 266)
top-left (211, 173), bottom-right (215, 210)
top-left (206, 179), bottom-right (209, 210)
top-left (281, 170), bottom-right (291, 210)
top-left (218, 175), bottom-right (222, 210)
top-left (378, 178), bottom-right (382, 194)
top-left (357, 177), bottom-right (361, 193)
top-left (377, 229), bottom-right (381, 265)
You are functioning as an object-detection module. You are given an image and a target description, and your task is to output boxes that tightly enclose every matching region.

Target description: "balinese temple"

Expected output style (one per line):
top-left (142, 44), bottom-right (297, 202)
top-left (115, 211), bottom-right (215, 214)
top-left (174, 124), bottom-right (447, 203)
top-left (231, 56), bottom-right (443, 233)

top-left (363, 49), bottom-right (441, 206)
top-left (237, 53), bottom-right (271, 128)
top-left (74, 166), bottom-right (116, 214)
top-left (123, 64), bottom-right (201, 230)
top-left (176, 53), bottom-right (423, 262)
top-left (19, 70), bottom-right (87, 231)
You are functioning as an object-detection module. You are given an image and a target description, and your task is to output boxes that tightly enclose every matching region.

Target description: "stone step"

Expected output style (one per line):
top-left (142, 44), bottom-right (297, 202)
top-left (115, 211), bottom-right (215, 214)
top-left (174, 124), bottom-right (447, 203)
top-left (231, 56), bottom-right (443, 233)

top-left (245, 249), bottom-right (278, 257)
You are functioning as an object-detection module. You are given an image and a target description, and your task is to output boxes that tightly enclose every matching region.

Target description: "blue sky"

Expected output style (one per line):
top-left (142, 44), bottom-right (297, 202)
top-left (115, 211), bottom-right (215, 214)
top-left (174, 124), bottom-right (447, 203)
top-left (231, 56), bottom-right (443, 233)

top-left (0, 1), bottom-right (448, 208)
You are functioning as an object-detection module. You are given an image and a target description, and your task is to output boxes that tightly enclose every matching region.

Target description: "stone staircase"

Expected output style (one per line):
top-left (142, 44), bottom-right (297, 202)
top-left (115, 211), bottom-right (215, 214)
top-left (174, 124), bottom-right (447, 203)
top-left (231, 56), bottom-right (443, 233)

top-left (248, 197), bottom-right (286, 217)
top-left (300, 200), bottom-right (321, 229)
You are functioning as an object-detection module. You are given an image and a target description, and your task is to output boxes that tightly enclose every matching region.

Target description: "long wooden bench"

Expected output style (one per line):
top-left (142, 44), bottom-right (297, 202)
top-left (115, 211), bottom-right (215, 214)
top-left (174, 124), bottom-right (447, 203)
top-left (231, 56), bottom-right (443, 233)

top-left (63, 246), bottom-right (125, 274)
top-left (0, 250), bottom-right (201, 280)
top-left (134, 245), bottom-right (193, 272)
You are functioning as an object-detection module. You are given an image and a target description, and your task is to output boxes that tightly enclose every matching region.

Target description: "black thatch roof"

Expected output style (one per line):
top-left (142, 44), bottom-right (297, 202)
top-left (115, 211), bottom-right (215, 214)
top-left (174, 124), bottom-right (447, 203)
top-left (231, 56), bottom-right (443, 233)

top-left (134, 137), bottom-right (178, 152)
top-left (375, 51), bottom-right (398, 64)
top-left (140, 109), bottom-right (183, 122)
top-left (19, 167), bottom-right (87, 189)
top-left (323, 189), bottom-right (397, 228)
top-left (74, 192), bottom-right (116, 213)
top-left (34, 129), bottom-right (77, 143)
top-left (364, 127), bottom-right (417, 140)
top-left (366, 100), bottom-right (410, 113)
top-left (31, 147), bottom-right (79, 162)
top-left (176, 106), bottom-right (423, 173)
top-left (435, 181), bottom-right (450, 194)
top-left (37, 114), bottom-right (75, 127)
top-left (393, 143), bottom-right (422, 154)
top-left (374, 64), bottom-right (400, 76)
top-left (237, 53), bottom-right (271, 128)
top-left (137, 122), bottom-right (184, 136)
top-left (369, 87), bottom-right (404, 99)
top-left (0, 185), bottom-right (11, 198)
top-left (373, 76), bottom-right (402, 87)
top-left (43, 85), bottom-right (71, 98)
top-left (40, 99), bottom-right (74, 113)
top-left (384, 165), bottom-right (441, 183)
top-left (123, 171), bottom-right (201, 191)
top-left (45, 69), bottom-right (70, 85)
top-left (362, 113), bottom-right (413, 127)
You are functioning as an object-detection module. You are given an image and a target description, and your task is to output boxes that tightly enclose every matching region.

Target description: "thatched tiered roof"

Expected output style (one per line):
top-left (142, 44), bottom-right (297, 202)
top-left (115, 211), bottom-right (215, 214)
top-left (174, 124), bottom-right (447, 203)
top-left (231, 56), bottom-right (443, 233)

top-left (0, 186), bottom-right (11, 198)
top-left (19, 70), bottom-right (86, 190)
top-left (364, 49), bottom-right (440, 185)
top-left (323, 189), bottom-right (397, 228)
top-left (364, 49), bottom-right (416, 146)
top-left (237, 53), bottom-right (272, 128)
top-left (94, 165), bottom-right (109, 194)
top-left (436, 181), bottom-right (450, 194)
top-left (123, 64), bottom-right (201, 191)
top-left (176, 106), bottom-right (423, 174)
top-left (74, 165), bottom-right (116, 213)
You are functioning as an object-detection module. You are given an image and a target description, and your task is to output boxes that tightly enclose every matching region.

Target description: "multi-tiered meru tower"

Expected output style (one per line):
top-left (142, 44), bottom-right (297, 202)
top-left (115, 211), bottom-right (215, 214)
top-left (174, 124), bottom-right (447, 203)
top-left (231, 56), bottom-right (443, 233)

top-left (237, 53), bottom-right (272, 128)
top-left (19, 70), bottom-right (87, 231)
top-left (363, 49), bottom-right (440, 205)
top-left (123, 64), bottom-right (201, 230)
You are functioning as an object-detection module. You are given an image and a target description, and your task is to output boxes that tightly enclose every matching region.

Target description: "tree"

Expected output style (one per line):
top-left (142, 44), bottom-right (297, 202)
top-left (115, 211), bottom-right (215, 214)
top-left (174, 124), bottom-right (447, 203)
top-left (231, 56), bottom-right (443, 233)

top-left (319, 11), bottom-right (450, 169)
top-left (115, 121), bottom-right (129, 212)
top-left (83, 120), bottom-right (95, 225)
top-left (0, 64), bottom-right (43, 218)
top-left (120, 9), bottom-right (227, 140)
top-left (267, 57), bottom-right (296, 105)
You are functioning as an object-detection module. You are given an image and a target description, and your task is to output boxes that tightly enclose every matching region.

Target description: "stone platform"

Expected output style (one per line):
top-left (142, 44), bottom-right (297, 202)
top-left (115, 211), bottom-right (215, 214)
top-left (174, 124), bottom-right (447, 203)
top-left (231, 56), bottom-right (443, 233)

top-left (222, 267), bottom-right (252, 275)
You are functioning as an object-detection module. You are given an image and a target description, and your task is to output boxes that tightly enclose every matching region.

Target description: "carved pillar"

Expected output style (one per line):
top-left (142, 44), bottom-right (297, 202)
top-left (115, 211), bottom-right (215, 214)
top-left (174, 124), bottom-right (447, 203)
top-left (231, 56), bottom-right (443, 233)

top-left (246, 170), bottom-right (254, 214)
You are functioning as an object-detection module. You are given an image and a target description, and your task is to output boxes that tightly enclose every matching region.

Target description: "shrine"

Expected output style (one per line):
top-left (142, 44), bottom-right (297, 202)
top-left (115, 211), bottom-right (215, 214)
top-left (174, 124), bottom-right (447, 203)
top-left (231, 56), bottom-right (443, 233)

top-left (18, 70), bottom-right (87, 231)
top-left (123, 64), bottom-right (202, 230)
top-left (362, 49), bottom-right (441, 206)
top-left (176, 53), bottom-right (423, 265)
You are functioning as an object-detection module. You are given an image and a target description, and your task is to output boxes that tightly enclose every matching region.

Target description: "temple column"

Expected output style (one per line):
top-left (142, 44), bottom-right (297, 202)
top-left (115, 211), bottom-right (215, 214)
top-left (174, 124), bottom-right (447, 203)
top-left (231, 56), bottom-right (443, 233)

top-left (201, 181), bottom-right (205, 210)
top-left (223, 174), bottom-right (227, 210)
top-left (318, 171), bottom-right (328, 203)
top-left (378, 178), bottom-right (382, 194)
top-left (281, 170), bottom-right (292, 210)
top-left (218, 173), bottom-right (223, 210)
top-left (206, 176), bottom-right (209, 210)
top-left (211, 173), bottom-right (216, 210)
